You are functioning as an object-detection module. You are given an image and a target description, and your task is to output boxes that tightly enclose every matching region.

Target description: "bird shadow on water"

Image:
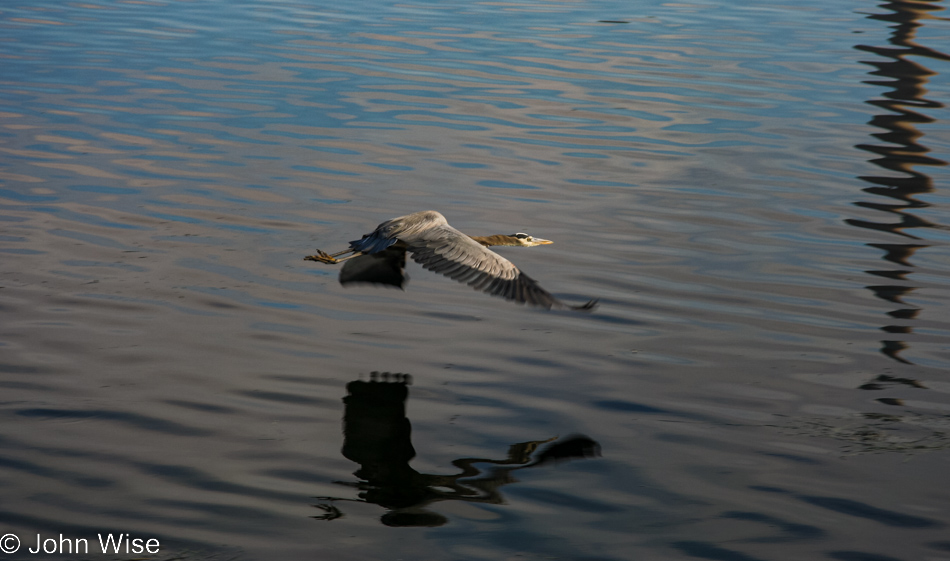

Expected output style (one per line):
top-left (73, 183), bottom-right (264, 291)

top-left (311, 372), bottom-right (601, 527)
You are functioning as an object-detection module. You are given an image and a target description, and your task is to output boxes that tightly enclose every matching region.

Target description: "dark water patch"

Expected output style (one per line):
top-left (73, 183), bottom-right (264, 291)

top-left (249, 322), bottom-right (312, 335)
top-left (748, 485), bottom-right (789, 494)
top-left (197, 299), bottom-right (241, 310)
top-left (0, 248), bottom-right (45, 255)
top-left (73, 293), bottom-right (223, 316)
top-left (0, 380), bottom-right (52, 392)
top-left (0, 189), bottom-right (59, 203)
top-left (50, 229), bottom-right (149, 250)
top-left (505, 355), bottom-right (566, 369)
top-left (234, 390), bottom-right (330, 407)
top-left (828, 552), bottom-right (907, 561)
top-left (507, 487), bottom-right (621, 514)
top-left (17, 408), bottom-right (213, 437)
top-left (164, 400), bottom-right (240, 415)
top-left (477, 180), bottom-right (540, 190)
top-left (290, 165), bottom-right (359, 176)
top-left (13, 205), bottom-right (146, 230)
top-left (418, 311), bottom-right (484, 322)
top-left (720, 511), bottom-right (825, 542)
top-left (259, 373), bottom-right (340, 386)
top-left (594, 400), bottom-right (668, 414)
top-left (0, 364), bottom-right (43, 374)
top-left (672, 541), bottom-right (766, 561)
top-left (568, 179), bottom-right (637, 188)
top-left (799, 496), bottom-right (940, 528)
top-left (583, 310), bottom-right (648, 327)
top-left (435, 160), bottom-right (489, 169)
top-left (66, 185), bottom-right (139, 195)
top-left (257, 469), bottom-right (325, 484)
top-left (755, 451), bottom-right (823, 465)
top-left (135, 463), bottom-right (307, 505)
top-left (146, 499), bottom-right (287, 530)
top-left (61, 259), bottom-right (148, 272)
top-left (0, 456), bottom-right (114, 488)
top-left (303, 146), bottom-right (361, 158)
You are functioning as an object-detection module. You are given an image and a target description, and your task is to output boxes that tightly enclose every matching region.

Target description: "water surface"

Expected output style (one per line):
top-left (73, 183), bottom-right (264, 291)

top-left (1, 0), bottom-right (949, 559)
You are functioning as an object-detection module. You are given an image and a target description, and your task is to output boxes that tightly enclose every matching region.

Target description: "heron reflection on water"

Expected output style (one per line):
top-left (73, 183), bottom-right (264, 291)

top-left (305, 210), bottom-right (597, 310)
top-left (313, 373), bottom-right (602, 526)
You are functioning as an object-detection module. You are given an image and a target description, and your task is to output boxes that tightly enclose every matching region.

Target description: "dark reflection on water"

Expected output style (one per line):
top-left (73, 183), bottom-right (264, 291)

top-left (851, 0), bottom-right (949, 365)
top-left (316, 373), bottom-right (601, 527)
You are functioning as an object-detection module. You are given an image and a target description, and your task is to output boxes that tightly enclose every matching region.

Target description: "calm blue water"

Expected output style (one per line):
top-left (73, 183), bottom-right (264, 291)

top-left (1, 0), bottom-right (949, 559)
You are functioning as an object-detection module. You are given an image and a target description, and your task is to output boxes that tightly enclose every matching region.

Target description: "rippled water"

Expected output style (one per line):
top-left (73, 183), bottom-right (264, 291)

top-left (2, 0), bottom-right (949, 559)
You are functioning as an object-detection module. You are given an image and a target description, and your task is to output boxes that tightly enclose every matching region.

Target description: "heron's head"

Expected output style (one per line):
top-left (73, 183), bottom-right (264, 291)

top-left (511, 233), bottom-right (553, 247)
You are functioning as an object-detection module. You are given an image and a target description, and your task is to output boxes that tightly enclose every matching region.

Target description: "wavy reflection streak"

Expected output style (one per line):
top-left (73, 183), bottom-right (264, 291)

top-left (850, 0), bottom-right (949, 365)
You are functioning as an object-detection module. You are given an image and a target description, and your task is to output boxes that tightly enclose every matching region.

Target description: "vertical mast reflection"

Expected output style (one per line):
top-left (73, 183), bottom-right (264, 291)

top-left (849, 0), bottom-right (949, 363)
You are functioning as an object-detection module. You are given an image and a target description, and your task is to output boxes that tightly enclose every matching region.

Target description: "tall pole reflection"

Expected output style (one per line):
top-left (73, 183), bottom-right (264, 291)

top-left (849, 0), bottom-right (949, 364)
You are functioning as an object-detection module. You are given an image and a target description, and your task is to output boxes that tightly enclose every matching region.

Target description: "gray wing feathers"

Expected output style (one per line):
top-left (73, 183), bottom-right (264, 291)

top-left (403, 225), bottom-right (564, 309)
top-left (340, 211), bottom-right (591, 309)
top-left (350, 210), bottom-right (449, 254)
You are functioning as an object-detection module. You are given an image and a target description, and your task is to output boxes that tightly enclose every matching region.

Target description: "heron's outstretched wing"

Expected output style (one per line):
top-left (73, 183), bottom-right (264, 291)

top-left (401, 224), bottom-right (575, 309)
top-left (348, 210), bottom-right (448, 255)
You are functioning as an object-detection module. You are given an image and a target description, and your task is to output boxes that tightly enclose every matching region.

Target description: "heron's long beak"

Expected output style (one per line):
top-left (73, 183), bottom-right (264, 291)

top-left (534, 238), bottom-right (553, 245)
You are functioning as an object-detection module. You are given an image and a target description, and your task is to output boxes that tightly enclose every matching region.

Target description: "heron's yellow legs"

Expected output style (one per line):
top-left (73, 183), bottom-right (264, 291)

top-left (304, 248), bottom-right (363, 264)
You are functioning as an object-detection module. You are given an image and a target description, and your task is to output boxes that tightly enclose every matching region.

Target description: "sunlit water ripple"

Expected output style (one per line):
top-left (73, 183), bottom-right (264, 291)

top-left (1, 0), bottom-right (949, 559)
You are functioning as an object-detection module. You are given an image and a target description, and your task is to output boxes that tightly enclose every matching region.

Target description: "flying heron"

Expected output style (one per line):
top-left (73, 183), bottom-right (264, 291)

top-left (305, 210), bottom-right (597, 311)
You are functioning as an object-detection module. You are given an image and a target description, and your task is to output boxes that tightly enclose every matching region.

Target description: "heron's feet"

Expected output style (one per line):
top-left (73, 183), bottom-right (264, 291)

top-left (304, 250), bottom-right (339, 264)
